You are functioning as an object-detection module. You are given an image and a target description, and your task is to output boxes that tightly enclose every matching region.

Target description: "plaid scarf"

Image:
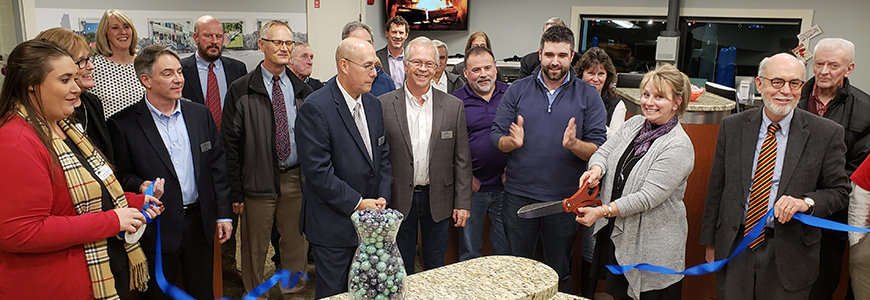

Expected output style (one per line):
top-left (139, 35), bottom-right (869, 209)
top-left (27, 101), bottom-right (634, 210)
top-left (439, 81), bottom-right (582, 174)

top-left (19, 106), bottom-right (150, 299)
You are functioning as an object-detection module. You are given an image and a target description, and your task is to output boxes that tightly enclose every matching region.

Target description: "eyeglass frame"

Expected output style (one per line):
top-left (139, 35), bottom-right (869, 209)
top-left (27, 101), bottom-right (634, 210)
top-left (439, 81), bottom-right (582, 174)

top-left (758, 76), bottom-right (805, 90)
top-left (74, 55), bottom-right (92, 69)
top-left (260, 38), bottom-right (295, 48)
top-left (343, 58), bottom-right (377, 72)
top-left (407, 59), bottom-right (437, 69)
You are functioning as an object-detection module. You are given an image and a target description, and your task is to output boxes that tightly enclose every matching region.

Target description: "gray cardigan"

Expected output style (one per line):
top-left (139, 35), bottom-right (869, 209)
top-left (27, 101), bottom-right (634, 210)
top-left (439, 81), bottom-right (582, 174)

top-left (588, 115), bottom-right (694, 300)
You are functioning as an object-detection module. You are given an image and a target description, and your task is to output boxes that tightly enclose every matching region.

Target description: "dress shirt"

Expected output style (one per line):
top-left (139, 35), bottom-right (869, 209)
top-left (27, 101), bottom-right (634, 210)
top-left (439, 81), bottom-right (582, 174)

top-left (536, 70), bottom-right (571, 106)
top-left (195, 52), bottom-right (228, 107)
top-left (746, 109), bottom-right (794, 227)
top-left (404, 85), bottom-right (433, 186)
top-left (336, 78), bottom-right (368, 209)
top-left (260, 65), bottom-right (298, 168)
top-left (388, 50), bottom-right (405, 89)
top-left (432, 72), bottom-right (448, 93)
top-left (145, 96), bottom-right (198, 205)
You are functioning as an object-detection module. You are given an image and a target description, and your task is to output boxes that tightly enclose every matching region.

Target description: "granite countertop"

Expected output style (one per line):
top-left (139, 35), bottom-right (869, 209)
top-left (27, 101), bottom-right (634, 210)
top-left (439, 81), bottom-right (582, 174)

top-left (325, 255), bottom-right (589, 300)
top-left (615, 87), bottom-right (735, 112)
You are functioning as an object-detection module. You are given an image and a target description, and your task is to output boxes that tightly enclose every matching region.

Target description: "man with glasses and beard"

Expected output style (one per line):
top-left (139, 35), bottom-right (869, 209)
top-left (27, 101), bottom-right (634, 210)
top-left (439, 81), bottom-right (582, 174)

top-left (491, 26), bottom-right (607, 293)
top-left (179, 14), bottom-right (247, 285)
top-left (701, 53), bottom-right (850, 299)
top-left (451, 46), bottom-right (509, 261)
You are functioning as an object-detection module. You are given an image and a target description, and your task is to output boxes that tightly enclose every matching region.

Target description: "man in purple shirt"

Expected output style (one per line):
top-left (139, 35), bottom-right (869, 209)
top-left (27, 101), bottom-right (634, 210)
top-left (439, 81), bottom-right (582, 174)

top-left (452, 46), bottom-right (509, 261)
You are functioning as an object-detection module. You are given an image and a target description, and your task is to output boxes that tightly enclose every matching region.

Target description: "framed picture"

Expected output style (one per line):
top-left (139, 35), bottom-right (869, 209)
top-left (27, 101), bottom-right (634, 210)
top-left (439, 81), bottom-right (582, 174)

top-left (222, 20), bottom-right (245, 49)
top-left (78, 18), bottom-right (101, 47)
top-left (148, 19), bottom-right (194, 52)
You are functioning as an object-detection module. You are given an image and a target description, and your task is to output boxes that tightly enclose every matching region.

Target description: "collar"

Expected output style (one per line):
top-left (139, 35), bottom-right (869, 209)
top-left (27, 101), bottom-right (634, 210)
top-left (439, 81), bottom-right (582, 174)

top-left (457, 80), bottom-right (508, 102)
top-left (145, 94), bottom-right (181, 118)
top-left (432, 71), bottom-right (448, 85)
top-left (404, 84), bottom-right (433, 107)
top-left (761, 107), bottom-right (794, 136)
top-left (536, 70), bottom-right (571, 92)
top-left (336, 77), bottom-right (361, 109)
top-left (388, 49), bottom-right (404, 59)
top-left (261, 64), bottom-right (289, 85)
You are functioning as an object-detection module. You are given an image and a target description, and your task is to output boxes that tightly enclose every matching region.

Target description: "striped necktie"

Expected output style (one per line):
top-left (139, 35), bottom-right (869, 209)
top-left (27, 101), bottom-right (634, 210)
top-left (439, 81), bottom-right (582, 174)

top-left (745, 123), bottom-right (780, 249)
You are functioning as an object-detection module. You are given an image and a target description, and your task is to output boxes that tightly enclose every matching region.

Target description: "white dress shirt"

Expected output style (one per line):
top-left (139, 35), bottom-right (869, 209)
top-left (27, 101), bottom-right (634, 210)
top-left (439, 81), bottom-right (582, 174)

top-left (404, 85), bottom-right (433, 186)
top-left (431, 72), bottom-right (448, 93)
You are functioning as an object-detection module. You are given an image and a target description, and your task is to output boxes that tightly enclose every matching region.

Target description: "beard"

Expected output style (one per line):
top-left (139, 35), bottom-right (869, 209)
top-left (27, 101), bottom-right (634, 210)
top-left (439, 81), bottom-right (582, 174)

top-left (763, 96), bottom-right (798, 117)
top-left (198, 44), bottom-right (223, 61)
top-left (544, 64), bottom-right (569, 82)
top-left (470, 78), bottom-right (493, 95)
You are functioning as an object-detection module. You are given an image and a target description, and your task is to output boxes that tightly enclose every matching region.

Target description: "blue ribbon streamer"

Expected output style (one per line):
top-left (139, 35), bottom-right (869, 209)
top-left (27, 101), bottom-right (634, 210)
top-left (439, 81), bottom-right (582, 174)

top-left (142, 180), bottom-right (307, 299)
top-left (607, 207), bottom-right (870, 276)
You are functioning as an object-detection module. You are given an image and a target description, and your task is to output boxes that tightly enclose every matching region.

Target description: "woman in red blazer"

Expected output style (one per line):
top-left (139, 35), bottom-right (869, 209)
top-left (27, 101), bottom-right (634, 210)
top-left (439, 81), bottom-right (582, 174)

top-left (0, 40), bottom-right (163, 299)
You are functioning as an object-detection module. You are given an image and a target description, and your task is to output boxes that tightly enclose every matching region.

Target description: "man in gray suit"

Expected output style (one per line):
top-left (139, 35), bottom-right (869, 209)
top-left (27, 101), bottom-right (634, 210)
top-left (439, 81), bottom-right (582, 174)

top-left (701, 53), bottom-right (850, 299)
top-left (379, 36), bottom-right (473, 274)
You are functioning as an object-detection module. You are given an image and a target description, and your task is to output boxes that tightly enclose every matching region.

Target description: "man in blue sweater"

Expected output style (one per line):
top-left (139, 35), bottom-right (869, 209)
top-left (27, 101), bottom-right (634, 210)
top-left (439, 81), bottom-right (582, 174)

top-left (491, 26), bottom-right (607, 292)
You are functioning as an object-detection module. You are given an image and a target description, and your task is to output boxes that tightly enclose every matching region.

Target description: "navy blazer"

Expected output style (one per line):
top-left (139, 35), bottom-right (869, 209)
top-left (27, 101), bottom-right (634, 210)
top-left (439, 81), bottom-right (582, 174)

top-left (108, 98), bottom-right (232, 252)
top-left (180, 54), bottom-right (248, 106)
top-left (296, 79), bottom-right (392, 248)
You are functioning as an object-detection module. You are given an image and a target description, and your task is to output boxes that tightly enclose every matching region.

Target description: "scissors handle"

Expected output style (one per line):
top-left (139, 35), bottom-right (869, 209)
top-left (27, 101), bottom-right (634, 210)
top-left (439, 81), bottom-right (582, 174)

top-left (562, 181), bottom-right (601, 215)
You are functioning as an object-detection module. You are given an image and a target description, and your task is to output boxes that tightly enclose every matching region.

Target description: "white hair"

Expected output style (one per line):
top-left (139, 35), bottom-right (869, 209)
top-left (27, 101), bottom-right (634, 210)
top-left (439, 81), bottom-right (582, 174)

top-left (404, 36), bottom-right (439, 67)
top-left (814, 38), bottom-right (855, 62)
top-left (432, 39), bottom-right (447, 53)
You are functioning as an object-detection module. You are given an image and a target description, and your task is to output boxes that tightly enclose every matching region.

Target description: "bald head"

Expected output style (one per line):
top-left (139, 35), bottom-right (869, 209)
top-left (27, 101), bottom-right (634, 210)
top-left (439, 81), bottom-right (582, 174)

top-left (193, 15), bottom-right (225, 61)
top-left (336, 37), bottom-right (378, 98)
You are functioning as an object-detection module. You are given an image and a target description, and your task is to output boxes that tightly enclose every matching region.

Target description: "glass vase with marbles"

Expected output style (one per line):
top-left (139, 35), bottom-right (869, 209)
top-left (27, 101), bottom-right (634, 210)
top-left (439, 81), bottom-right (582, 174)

top-left (349, 208), bottom-right (407, 300)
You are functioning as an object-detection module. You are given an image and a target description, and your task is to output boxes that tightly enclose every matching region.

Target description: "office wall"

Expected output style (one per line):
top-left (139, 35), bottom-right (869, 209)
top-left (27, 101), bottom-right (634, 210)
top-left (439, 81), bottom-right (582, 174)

top-left (366, 0), bottom-right (870, 88)
top-left (35, 0), bottom-right (305, 13)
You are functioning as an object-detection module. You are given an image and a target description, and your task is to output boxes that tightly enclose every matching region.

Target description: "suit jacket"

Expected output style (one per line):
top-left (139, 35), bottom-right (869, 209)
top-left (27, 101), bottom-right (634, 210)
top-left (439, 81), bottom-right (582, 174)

top-left (108, 98), bottom-right (232, 252)
top-left (75, 92), bottom-right (114, 163)
top-left (379, 87), bottom-right (473, 222)
top-left (700, 108), bottom-right (850, 290)
top-left (296, 79), bottom-right (392, 248)
top-left (180, 54), bottom-right (248, 106)
top-left (444, 72), bottom-right (466, 94)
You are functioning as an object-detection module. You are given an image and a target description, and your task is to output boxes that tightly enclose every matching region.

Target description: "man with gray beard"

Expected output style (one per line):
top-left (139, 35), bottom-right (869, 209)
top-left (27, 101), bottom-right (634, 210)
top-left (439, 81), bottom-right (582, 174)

top-left (451, 46), bottom-right (509, 261)
top-left (701, 53), bottom-right (850, 299)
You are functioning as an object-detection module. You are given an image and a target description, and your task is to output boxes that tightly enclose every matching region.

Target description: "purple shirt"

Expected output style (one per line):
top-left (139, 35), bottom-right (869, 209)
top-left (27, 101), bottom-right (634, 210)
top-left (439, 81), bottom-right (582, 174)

top-left (453, 81), bottom-right (509, 192)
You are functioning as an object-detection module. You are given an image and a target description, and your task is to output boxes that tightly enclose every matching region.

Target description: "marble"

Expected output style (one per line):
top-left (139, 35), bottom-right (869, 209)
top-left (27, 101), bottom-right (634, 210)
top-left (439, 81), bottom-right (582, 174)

top-left (324, 255), bottom-right (591, 300)
top-left (615, 87), bottom-right (735, 112)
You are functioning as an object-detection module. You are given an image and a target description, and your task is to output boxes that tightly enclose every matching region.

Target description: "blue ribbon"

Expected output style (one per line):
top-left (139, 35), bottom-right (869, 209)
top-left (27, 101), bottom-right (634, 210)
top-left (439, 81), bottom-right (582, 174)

top-left (142, 180), bottom-right (307, 299)
top-left (607, 208), bottom-right (870, 276)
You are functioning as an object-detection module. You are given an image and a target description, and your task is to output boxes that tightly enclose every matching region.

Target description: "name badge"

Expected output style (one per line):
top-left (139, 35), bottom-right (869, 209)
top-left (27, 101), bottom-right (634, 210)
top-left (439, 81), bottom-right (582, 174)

top-left (95, 164), bottom-right (113, 181)
top-left (200, 141), bottom-right (212, 152)
top-left (377, 136), bottom-right (385, 146)
top-left (441, 130), bottom-right (454, 139)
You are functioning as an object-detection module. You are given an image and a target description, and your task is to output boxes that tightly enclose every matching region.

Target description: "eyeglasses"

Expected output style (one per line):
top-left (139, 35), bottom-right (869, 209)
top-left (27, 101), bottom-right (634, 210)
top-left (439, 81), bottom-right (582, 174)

top-left (759, 76), bottom-right (805, 90)
top-left (261, 38), bottom-right (294, 48)
top-left (75, 55), bottom-right (92, 69)
top-left (344, 59), bottom-right (376, 72)
top-left (408, 59), bottom-right (436, 69)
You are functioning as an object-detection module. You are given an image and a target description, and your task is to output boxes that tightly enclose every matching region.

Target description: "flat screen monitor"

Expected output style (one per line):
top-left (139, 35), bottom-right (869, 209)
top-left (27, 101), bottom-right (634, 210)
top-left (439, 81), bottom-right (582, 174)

top-left (386, 0), bottom-right (468, 31)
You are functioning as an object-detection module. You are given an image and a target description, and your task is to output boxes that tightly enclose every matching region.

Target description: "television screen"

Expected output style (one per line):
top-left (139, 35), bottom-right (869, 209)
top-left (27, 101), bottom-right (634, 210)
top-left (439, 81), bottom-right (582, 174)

top-left (386, 0), bottom-right (468, 31)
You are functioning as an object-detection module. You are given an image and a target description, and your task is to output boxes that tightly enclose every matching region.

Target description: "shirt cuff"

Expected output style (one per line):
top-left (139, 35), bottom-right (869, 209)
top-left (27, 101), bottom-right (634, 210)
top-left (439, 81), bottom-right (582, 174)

top-left (216, 218), bottom-right (232, 223)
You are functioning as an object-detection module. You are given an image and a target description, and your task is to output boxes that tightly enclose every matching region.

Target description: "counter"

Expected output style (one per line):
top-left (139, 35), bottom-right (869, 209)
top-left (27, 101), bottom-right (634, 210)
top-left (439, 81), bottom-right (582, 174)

top-left (615, 87), bottom-right (735, 124)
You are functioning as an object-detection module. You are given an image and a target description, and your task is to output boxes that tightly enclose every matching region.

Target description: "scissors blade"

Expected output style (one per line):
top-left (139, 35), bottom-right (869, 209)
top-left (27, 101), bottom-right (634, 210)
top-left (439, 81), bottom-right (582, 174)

top-left (517, 200), bottom-right (565, 218)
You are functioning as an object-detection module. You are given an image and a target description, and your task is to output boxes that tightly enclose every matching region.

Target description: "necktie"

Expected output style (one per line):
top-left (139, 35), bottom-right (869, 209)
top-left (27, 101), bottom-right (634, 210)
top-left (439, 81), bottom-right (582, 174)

top-left (271, 75), bottom-right (291, 160)
top-left (353, 102), bottom-right (372, 159)
top-left (745, 123), bottom-right (780, 249)
top-left (206, 63), bottom-right (222, 129)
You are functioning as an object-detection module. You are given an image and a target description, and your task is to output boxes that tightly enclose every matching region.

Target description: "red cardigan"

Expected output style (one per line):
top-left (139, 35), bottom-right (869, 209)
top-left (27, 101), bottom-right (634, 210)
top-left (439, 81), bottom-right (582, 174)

top-left (0, 117), bottom-right (144, 299)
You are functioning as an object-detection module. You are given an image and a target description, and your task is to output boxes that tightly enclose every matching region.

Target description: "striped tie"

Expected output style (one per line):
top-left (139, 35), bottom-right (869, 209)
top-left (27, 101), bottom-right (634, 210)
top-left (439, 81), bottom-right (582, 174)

top-left (745, 123), bottom-right (780, 249)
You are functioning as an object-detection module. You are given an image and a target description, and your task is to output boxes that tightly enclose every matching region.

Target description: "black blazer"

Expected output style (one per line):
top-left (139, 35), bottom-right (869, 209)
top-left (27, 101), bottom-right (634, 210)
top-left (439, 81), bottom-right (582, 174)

top-left (180, 54), bottom-right (248, 106)
top-left (108, 98), bottom-right (232, 252)
top-left (296, 79), bottom-right (392, 248)
top-left (700, 108), bottom-right (850, 290)
top-left (376, 46), bottom-right (392, 76)
top-left (74, 92), bottom-right (114, 163)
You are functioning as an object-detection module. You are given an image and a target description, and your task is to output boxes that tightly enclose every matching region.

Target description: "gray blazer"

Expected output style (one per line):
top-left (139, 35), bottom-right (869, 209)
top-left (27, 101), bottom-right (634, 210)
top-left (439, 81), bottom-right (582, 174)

top-left (379, 87), bottom-right (473, 222)
top-left (444, 72), bottom-right (466, 94)
top-left (701, 108), bottom-right (850, 291)
top-left (589, 115), bottom-right (694, 299)
top-left (376, 46), bottom-right (392, 76)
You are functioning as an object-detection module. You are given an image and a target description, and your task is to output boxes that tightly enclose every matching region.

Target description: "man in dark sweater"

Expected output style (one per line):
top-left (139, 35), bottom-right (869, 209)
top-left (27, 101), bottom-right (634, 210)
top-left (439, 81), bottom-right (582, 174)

top-left (491, 26), bottom-right (607, 293)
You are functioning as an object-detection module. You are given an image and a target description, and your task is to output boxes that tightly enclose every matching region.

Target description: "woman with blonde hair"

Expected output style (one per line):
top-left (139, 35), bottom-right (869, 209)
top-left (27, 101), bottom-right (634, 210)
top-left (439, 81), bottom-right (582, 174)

top-left (576, 63), bottom-right (694, 300)
top-left (90, 9), bottom-right (145, 119)
top-left (0, 39), bottom-right (163, 299)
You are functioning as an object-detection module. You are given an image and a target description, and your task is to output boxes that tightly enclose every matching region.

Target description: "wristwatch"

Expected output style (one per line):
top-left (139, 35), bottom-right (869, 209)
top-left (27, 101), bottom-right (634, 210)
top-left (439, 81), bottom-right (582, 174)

top-left (803, 197), bottom-right (815, 215)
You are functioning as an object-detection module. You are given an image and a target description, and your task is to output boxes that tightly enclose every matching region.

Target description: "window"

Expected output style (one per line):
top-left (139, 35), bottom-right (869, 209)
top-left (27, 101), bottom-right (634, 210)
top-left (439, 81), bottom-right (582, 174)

top-left (579, 17), bottom-right (667, 73)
